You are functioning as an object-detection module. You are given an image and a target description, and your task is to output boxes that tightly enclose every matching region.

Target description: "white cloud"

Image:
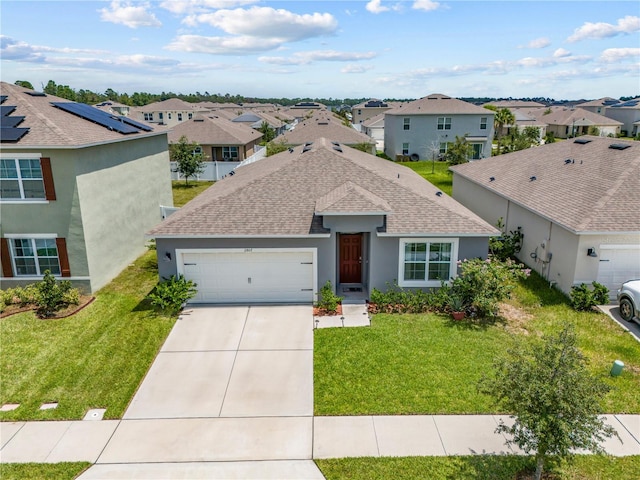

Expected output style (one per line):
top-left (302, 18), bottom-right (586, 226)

top-left (170, 7), bottom-right (338, 54)
top-left (519, 37), bottom-right (551, 49)
top-left (341, 64), bottom-right (374, 74)
top-left (553, 48), bottom-right (571, 58)
top-left (599, 47), bottom-right (640, 63)
top-left (188, 7), bottom-right (337, 40)
top-left (259, 50), bottom-right (377, 66)
top-left (0, 35), bottom-right (108, 62)
top-left (99, 1), bottom-right (161, 28)
top-left (412, 0), bottom-right (441, 12)
top-left (567, 15), bottom-right (640, 42)
top-left (366, 0), bottom-right (389, 14)
top-left (159, 0), bottom-right (256, 15)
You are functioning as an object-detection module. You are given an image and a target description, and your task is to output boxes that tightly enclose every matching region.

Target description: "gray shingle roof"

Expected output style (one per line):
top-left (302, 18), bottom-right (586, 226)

top-left (168, 115), bottom-right (262, 145)
top-left (451, 136), bottom-right (640, 233)
top-left (281, 115), bottom-right (374, 145)
top-left (0, 82), bottom-right (162, 148)
top-left (386, 94), bottom-right (492, 116)
top-left (522, 107), bottom-right (623, 126)
top-left (149, 138), bottom-right (497, 238)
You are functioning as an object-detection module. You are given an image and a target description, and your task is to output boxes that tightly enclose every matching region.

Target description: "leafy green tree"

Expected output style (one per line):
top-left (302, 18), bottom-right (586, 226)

top-left (14, 80), bottom-right (34, 89)
top-left (587, 125), bottom-right (600, 136)
top-left (503, 126), bottom-right (540, 153)
top-left (257, 120), bottom-right (275, 143)
top-left (480, 324), bottom-right (617, 480)
top-left (169, 135), bottom-right (207, 186)
top-left (266, 139), bottom-right (290, 156)
top-left (445, 135), bottom-right (473, 166)
top-left (544, 131), bottom-right (555, 144)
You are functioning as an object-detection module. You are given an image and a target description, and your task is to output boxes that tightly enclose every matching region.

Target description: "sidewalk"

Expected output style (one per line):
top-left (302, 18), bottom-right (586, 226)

top-left (1, 414), bottom-right (638, 465)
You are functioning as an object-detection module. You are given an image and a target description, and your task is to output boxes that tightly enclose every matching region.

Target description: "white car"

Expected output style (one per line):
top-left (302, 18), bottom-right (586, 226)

top-left (617, 279), bottom-right (640, 322)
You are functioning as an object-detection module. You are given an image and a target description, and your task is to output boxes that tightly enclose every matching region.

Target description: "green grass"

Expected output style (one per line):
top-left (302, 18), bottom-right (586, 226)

top-left (398, 160), bottom-right (452, 195)
top-left (172, 180), bottom-right (214, 207)
top-left (314, 272), bottom-right (640, 415)
top-left (0, 251), bottom-right (175, 421)
top-left (0, 463), bottom-right (90, 480)
top-left (316, 455), bottom-right (640, 480)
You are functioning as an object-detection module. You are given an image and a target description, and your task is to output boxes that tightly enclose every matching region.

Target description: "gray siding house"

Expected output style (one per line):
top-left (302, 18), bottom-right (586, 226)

top-left (384, 94), bottom-right (495, 161)
top-left (451, 136), bottom-right (640, 297)
top-left (0, 82), bottom-right (173, 293)
top-left (148, 138), bottom-right (497, 304)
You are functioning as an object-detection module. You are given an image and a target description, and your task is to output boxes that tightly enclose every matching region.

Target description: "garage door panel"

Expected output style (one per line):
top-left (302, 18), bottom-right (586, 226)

top-left (597, 247), bottom-right (640, 297)
top-left (179, 250), bottom-right (314, 304)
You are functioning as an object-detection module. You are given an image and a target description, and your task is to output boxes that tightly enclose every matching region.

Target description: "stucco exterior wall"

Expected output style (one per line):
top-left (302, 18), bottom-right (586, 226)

top-left (76, 135), bottom-right (173, 291)
top-left (604, 108), bottom-right (640, 136)
top-left (385, 114), bottom-right (494, 161)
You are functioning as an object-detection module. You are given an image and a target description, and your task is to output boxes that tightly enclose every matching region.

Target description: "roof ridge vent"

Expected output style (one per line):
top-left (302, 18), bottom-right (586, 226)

top-left (573, 138), bottom-right (591, 144)
top-left (609, 143), bottom-right (631, 150)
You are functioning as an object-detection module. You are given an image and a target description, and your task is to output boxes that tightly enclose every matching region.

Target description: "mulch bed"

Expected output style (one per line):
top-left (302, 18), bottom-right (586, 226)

top-left (0, 295), bottom-right (95, 319)
top-left (313, 304), bottom-right (343, 316)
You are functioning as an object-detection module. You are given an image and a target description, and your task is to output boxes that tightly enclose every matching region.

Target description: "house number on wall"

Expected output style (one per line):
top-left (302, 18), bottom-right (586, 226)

top-left (244, 248), bottom-right (252, 252)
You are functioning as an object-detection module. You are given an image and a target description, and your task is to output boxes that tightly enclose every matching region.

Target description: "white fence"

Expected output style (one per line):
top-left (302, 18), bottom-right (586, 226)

top-left (169, 146), bottom-right (266, 181)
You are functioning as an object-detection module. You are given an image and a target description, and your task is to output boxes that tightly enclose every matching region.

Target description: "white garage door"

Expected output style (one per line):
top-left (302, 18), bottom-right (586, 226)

top-left (596, 245), bottom-right (640, 296)
top-left (178, 249), bottom-right (315, 304)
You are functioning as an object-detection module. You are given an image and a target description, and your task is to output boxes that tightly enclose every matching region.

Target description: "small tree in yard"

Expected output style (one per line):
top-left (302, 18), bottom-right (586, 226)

top-left (445, 135), bottom-right (473, 166)
top-left (169, 135), bottom-right (206, 186)
top-left (480, 324), bottom-right (617, 480)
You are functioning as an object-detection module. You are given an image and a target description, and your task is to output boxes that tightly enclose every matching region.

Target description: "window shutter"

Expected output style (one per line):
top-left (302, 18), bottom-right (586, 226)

top-left (1, 238), bottom-right (13, 277)
top-left (41, 157), bottom-right (56, 201)
top-left (56, 238), bottom-right (71, 277)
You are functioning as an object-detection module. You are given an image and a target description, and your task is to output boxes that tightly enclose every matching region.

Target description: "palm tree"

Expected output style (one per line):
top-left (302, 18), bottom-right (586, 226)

top-left (494, 108), bottom-right (515, 155)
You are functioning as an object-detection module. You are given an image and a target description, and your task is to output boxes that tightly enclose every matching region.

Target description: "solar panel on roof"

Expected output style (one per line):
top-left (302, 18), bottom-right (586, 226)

top-left (0, 96), bottom-right (7, 104)
top-left (1, 127), bottom-right (29, 142)
top-left (602, 100), bottom-right (620, 106)
top-left (610, 100), bottom-right (639, 108)
top-left (1, 105), bottom-right (17, 116)
top-left (117, 116), bottom-right (153, 132)
top-left (51, 102), bottom-right (141, 134)
top-left (0, 116), bottom-right (25, 128)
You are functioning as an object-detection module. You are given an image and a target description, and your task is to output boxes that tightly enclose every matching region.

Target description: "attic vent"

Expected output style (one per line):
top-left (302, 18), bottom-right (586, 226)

top-left (332, 141), bottom-right (340, 146)
top-left (318, 121), bottom-right (329, 125)
top-left (302, 145), bottom-right (312, 153)
top-left (489, 177), bottom-right (495, 182)
top-left (573, 138), bottom-right (591, 144)
top-left (24, 91), bottom-right (47, 97)
top-left (194, 118), bottom-right (204, 122)
top-left (530, 176), bottom-right (537, 181)
top-left (333, 146), bottom-right (343, 153)
top-left (609, 143), bottom-right (631, 150)
top-left (435, 191), bottom-right (443, 197)
top-left (564, 158), bottom-right (574, 164)
top-left (304, 142), bottom-right (313, 147)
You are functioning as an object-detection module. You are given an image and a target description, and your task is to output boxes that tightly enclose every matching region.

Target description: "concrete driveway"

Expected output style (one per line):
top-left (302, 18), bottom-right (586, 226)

top-left (96, 305), bottom-right (316, 464)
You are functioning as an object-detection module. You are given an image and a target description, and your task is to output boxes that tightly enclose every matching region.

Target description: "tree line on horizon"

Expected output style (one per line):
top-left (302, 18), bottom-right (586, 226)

top-left (12, 79), bottom-right (638, 109)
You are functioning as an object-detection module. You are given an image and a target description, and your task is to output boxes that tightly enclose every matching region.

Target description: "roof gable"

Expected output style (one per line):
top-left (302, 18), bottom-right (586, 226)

top-left (386, 94), bottom-right (491, 116)
top-left (315, 181), bottom-right (392, 215)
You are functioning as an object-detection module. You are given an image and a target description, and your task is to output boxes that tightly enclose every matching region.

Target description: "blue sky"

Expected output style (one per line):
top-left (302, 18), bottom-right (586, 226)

top-left (1, 1), bottom-right (638, 100)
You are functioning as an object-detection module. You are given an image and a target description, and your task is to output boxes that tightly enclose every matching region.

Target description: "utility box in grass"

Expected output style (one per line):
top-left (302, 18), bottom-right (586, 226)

top-left (610, 360), bottom-right (624, 377)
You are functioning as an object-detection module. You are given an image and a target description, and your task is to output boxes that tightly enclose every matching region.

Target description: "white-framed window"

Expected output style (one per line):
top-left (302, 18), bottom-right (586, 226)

top-left (398, 238), bottom-right (458, 287)
top-left (437, 117), bottom-right (452, 130)
top-left (480, 117), bottom-right (487, 130)
top-left (403, 117), bottom-right (410, 130)
top-left (472, 143), bottom-right (483, 159)
top-left (1, 158), bottom-right (46, 199)
top-left (143, 113), bottom-right (153, 121)
top-left (10, 237), bottom-right (61, 276)
top-left (188, 113), bottom-right (193, 120)
top-left (177, 113), bottom-right (183, 121)
top-left (439, 142), bottom-right (449, 155)
top-left (222, 146), bottom-right (239, 160)
top-left (402, 143), bottom-right (409, 155)
top-left (158, 112), bottom-right (164, 120)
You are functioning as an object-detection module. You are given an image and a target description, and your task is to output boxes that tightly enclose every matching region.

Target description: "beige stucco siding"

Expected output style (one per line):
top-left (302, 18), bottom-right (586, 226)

top-left (76, 135), bottom-right (173, 291)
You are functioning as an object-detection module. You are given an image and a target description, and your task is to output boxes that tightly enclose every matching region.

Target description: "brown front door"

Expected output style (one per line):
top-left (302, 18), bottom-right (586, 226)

top-left (339, 234), bottom-right (362, 284)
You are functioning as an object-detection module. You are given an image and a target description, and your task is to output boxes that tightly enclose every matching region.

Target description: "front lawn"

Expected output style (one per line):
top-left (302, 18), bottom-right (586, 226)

top-left (0, 251), bottom-right (175, 421)
top-left (315, 273), bottom-right (640, 415)
top-left (0, 463), bottom-right (90, 480)
top-left (316, 455), bottom-right (640, 480)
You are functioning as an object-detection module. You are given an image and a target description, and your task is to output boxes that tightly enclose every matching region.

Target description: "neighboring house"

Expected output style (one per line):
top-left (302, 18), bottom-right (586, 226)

top-left (168, 115), bottom-right (263, 180)
top-left (279, 114), bottom-right (376, 153)
top-left (603, 98), bottom-right (640, 137)
top-left (523, 107), bottom-right (622, 138)
top-left (94, 101), bottom-right (131, 116)
top-left (351, 99), bottom-right (400, 125)
top-left (494, 110), bottom-right (547, 142)
top-left (451, 136), bottom-right (640, 297)
top-left (232, 112), bottom-right (287, 136)
top-left (134, 98), bottom-right (209, 127)
top-left (575, 97), bottom-right (621, 115)
top-left (384, 94), bottom-right (495, 161)
top-left (148, 138), bottom-right (497, 304)
top-left (0, 82), bottom-right (173, 293)
top-left (362, 113), bottom-right (385, 151)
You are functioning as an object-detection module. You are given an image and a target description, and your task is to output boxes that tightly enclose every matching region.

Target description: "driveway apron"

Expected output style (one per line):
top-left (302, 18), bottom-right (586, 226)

top-left (97, 305), bottom-right (314, 464)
